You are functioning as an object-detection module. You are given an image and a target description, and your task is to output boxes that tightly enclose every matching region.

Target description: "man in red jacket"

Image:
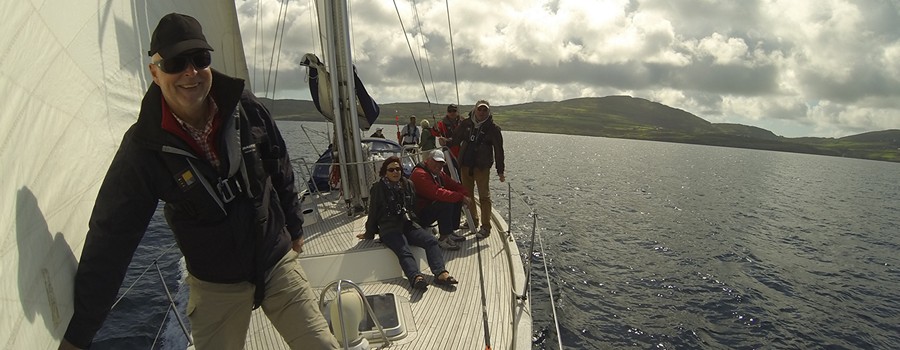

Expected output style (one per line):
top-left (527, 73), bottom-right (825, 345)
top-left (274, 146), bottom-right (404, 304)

top-left (410, 150), bottom-right (472, 250)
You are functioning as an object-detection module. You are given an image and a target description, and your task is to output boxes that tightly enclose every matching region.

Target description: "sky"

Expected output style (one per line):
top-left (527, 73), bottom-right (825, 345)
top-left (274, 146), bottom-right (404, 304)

top-left (234, 0), bottom-right (900, 138)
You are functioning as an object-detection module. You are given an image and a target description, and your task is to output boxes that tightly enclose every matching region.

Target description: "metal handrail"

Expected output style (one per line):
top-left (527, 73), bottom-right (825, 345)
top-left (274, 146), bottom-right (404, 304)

top-left (318, 279), bottom-right (393, 349)
top-left (505, 183), bottom-right (565, 350)
top-left (109, 242), bottom-right (193, 349)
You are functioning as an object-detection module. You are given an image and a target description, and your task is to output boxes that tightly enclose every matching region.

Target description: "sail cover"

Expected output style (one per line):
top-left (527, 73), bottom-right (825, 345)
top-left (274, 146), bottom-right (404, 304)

top-left (302, 53), bottom-right (380, 130)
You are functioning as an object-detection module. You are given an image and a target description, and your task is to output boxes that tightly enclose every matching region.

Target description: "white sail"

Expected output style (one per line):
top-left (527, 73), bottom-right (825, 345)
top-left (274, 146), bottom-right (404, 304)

top-left (0, 2), bottom-right (247, 349)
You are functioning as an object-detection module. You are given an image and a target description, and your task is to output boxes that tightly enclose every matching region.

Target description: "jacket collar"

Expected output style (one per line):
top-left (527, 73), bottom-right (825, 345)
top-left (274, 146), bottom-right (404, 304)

top-left (133, 69), bottom-right (245, 149)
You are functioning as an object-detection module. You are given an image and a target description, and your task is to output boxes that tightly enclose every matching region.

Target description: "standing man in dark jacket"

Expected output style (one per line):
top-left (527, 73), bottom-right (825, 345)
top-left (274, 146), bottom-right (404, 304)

top-left (58, 13), bottom-right (339, 350)
top-left (447, 100), bottom-right (505, 239)
top-left (436, 104), bottom-right (462, 161)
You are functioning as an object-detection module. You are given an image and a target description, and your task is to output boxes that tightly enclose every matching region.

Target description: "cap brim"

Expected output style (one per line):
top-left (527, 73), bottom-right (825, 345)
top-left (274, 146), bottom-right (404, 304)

top-left (159, 39), bottom-right (214, 58)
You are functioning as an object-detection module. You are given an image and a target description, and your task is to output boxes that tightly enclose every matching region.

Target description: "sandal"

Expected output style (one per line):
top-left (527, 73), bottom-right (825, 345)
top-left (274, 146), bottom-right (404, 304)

top-left (434, 274), bottom-right (459, 285)
top-left (412, 275), bottom-right (428, 290)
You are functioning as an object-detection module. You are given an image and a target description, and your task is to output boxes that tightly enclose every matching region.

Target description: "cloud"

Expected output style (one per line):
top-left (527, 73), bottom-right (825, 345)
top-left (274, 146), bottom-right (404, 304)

top-left (237, 0), bottom-right (900, 137)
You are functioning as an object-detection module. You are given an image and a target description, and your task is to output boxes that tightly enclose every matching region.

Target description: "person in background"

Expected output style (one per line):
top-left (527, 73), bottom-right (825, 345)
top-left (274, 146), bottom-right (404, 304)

top-left (436, 104), bottom-right (462, 162)
top-left (370, 127), bottom-right (385, 138)
top-left (446, 100), bottom-right (505, 240)
top-left (419, 119), bottom-right (438, 151)
top-left (358, 156), bottom-right (459, 289)
top-left (58, 13), bottom-right (339, 350)
top-left (410, 150), bottom-right (471, 250)
top-left (400, 115), bottom-right (420, 145)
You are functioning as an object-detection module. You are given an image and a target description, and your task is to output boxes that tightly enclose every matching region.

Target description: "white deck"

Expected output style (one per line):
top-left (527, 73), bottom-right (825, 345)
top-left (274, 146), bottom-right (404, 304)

top-left (245, 191), bottom-right (532, 349)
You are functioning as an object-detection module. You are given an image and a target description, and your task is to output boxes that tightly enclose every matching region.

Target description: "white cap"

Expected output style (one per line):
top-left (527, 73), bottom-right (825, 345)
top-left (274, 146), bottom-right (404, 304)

top-left (430, 149), bottom-right (445, 162)
top-left (376, 127), bottom-right (383, 131)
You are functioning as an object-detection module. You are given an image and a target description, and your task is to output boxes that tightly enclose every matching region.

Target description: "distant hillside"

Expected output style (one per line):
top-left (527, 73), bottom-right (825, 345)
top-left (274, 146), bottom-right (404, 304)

top-left (261, 96), bottom-right (900, 163)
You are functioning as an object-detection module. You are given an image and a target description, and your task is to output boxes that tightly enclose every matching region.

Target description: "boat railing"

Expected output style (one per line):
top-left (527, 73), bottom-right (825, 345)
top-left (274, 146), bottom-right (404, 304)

top-left (503, 183), bottom-right (565, 350)
top-left (110, 242), bottom-right (193, 349)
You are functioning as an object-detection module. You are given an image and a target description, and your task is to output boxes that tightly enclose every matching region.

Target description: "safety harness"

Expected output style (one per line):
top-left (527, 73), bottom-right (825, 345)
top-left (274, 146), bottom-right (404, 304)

top-left (161, 102), bottom-right (275, 309)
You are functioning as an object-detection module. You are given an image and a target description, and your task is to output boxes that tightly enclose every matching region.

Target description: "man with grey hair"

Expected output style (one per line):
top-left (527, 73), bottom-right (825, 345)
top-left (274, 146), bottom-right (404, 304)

top-left (59, 13), bottom-right (338, 350)
top-left (410, 150), bottom-right (472, 250)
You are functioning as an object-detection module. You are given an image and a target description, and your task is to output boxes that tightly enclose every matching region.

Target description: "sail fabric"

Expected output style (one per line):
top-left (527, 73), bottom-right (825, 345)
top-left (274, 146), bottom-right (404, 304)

top-left (0, 2), bottom-right (248, 349)
top-left (302, 53), bottom-right (380, 130)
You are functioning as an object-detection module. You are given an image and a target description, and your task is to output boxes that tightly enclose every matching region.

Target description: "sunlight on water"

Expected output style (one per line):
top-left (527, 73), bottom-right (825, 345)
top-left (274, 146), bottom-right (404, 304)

top-left (486, 130), bottom-right (900, 349)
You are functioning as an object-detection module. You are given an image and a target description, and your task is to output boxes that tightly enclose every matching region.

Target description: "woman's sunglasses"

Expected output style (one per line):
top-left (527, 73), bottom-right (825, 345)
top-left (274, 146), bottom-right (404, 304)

top-left (386, 167), bottom-right (402, 173)
top-left (153, 50), bottom-right (212, 74)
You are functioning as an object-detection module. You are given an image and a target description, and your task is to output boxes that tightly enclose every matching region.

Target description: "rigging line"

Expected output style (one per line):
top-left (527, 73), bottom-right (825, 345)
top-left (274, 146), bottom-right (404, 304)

top-left (263, 0), bottom-right (288, 99)
top-left (507, 182), bottom-right (566, 349)
top-left (475, 237), bottom-right (493, 349)
top-left (392, 0), bottom-right (433, 107)
top-left (254, 0), bottom-right (262, 89)
top-left (410, 0), bottom-right (439, 116)
top-left (537, 220), bottom-right (565, 350)
top-left (445, 0), bottom-right (460, 105)
top-left (269, 0), bottom-right (290, 101)
top-left (308, 0), bottom-right (317, 53)
top-left (110, 242), bottom-right (180, 310)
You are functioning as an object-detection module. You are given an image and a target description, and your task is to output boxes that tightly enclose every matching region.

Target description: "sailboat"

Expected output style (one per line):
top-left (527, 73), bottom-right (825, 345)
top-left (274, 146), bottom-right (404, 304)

top-left (1, 1), bottom-right (532, 349)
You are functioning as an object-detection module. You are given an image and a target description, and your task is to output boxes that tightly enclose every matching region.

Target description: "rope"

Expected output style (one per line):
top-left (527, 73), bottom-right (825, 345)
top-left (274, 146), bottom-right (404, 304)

top-left (475, 237), bottom-right (493, 349)
top-left (109, 242), bottom-right (194, 347)
top-left (263, 0), bottom-right (290, 102)
top-left (506, 183), bottom-right (566, 349)
top-left (111, 242), bottom-right (180, 309)
top-left (392, 0), bottom-right (433, 108)
top-left (269, 0), bottom-right (290, 100)
top-left (536, 216), bottom-right (564, 350)
top-left (445, 0), bottom-right (460, 105)
top-left (410, 0), bottom-right (439, 117)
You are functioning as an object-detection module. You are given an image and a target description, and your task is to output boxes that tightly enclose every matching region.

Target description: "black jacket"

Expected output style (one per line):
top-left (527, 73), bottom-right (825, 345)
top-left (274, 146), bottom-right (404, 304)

top-left (449, 114), bottom-right (505, 174)
top-left (364, 178), bottom-right (422, 238)
top-left (64, 71), bottom-right (302, 348)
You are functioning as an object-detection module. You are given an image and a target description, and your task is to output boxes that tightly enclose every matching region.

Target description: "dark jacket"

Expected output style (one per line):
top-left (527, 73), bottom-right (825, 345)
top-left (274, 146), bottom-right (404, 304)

top-left (436, 115), bottom-right (461, 157)
top-left (364, 178), bottom-right (422, 238)
top-left (64, 70), bottom-right (301, 348)
top-left (449, 114), bottom-right (505, 174)
top-left (419, 126), bottom-right (438, 151)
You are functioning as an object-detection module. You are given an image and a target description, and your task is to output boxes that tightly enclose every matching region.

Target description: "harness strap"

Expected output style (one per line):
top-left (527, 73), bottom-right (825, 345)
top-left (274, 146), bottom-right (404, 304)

top-left (235, 103), bottom-right (273, 310)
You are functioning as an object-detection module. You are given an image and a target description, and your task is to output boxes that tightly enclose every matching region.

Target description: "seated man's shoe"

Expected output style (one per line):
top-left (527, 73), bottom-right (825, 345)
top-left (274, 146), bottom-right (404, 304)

top-left (438, 236), bottom-right (460, 250)
top-left (450, 231), bottom-right (467, 241)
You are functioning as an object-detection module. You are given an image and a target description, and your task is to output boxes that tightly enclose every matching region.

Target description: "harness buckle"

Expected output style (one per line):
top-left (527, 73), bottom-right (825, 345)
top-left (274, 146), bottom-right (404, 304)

top-left (217, 177), bottom-right (242, 203)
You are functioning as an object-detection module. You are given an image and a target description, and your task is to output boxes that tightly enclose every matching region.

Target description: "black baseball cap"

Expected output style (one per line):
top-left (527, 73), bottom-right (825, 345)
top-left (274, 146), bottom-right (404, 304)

top-left (148, 13), bottom-right (214, 58)
top-left (447, 104), bottom-right (458, 112)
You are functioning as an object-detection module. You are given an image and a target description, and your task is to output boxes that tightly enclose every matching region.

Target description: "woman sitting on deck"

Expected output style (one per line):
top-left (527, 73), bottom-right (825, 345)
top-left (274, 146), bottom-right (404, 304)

top-left (357, 156), bottom-right (459, 290)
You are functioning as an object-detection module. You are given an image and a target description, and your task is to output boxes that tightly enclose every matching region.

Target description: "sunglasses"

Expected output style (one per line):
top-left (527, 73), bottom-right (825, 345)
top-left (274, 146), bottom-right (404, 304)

top-left (153, 50), bottom-right (212, 74)
top-left (386, 167), bottom-right (402, 173)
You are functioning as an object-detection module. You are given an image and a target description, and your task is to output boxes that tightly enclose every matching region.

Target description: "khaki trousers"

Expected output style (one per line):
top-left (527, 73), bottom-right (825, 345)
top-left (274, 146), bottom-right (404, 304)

top-left (187, 250), bottom-right (339, 350)
top-left (460, 166), bottom-right (493, 230)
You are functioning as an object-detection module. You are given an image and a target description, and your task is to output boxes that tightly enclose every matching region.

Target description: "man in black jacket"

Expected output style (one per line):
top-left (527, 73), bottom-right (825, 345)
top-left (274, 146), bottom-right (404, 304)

top-left (59, 13), bottom-right (338, 350)
top-left (447, 100), bottom-right (506, 240)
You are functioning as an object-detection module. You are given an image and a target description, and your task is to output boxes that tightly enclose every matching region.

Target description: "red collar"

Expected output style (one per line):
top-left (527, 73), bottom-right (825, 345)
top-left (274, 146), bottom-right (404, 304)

top-left (160, 98), bottom-right (222, 155)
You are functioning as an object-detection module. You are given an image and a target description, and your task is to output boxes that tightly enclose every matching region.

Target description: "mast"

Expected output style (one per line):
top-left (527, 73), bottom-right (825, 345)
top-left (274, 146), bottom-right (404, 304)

top-left (319, 0), bottom-right (369, 213)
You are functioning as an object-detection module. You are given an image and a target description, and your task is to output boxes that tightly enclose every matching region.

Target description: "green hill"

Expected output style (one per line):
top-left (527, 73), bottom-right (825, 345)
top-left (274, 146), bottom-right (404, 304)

top-left (260, 96), bottom-right (900, 163)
